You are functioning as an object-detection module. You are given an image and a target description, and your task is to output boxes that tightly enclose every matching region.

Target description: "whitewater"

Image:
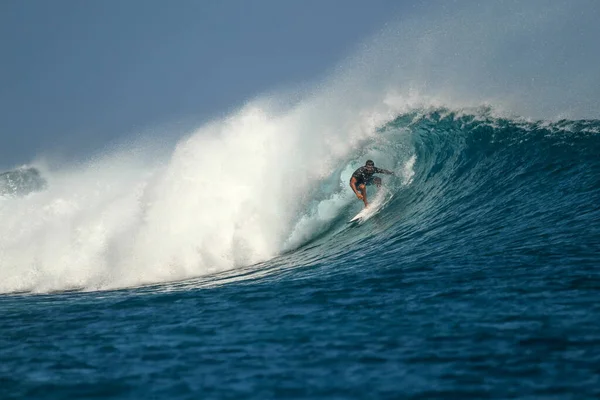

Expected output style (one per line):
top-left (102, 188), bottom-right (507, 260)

top-left (1, 1), bottom-right (600, 398)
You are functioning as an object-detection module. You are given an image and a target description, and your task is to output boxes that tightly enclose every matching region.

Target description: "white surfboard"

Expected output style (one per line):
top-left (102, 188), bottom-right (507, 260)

top-left (349, 188), bottom-right (393, 224)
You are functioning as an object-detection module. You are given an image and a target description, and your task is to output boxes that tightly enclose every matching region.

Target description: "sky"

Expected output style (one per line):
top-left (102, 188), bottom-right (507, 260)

top-left (0, 0), bottom-right (419, 170)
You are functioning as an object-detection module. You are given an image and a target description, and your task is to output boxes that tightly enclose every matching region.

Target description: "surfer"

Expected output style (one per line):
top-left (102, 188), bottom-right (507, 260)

top-left (349, 160), bottom-right (394, 208)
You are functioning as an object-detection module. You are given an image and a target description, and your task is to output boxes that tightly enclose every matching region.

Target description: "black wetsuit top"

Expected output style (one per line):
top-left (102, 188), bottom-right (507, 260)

top-left (351, 166), bottom-right (386, 185)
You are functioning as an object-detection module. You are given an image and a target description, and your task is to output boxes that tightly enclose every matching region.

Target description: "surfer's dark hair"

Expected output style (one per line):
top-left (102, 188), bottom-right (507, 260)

top-left (366, 160), bottom-right (375, 166)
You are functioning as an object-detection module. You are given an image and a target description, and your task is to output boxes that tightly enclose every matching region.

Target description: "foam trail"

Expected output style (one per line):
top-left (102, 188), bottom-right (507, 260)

top-left (1, 0), bottom-right (599, 293)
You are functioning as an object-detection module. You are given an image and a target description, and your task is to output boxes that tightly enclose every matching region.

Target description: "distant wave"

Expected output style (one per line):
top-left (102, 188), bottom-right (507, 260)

top-left (0, 167), bottom-right (47, 197)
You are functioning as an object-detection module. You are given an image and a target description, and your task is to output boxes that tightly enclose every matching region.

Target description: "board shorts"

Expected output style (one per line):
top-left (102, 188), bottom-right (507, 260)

top-left (354, 176), bottom-right (378, 187)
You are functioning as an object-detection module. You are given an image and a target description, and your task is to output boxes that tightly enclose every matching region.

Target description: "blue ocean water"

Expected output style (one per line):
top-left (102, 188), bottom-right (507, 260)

top-left (1, 109), bottom-right (599, 398)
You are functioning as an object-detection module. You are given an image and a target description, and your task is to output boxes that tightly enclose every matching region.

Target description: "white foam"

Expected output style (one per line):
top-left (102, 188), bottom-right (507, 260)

top-left (402, 155), bottom-right (417, 186)
top-left (0, 96), bottom-right (397, 293)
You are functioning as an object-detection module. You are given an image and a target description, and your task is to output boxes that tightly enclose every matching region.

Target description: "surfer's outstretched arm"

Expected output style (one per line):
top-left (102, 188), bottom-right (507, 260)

top-left (375, 167), bottom-right (394, 175)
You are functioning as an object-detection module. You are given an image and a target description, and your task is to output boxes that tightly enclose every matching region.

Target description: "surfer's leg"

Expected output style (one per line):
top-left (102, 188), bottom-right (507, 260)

top-left (374, 177), bottom-right (382, 188)
top-left (359, 184), bottom-right (368, 207)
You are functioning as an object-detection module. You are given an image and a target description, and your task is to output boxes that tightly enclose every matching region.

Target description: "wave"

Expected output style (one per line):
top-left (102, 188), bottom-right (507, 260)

top-left (2, 107), bottom-right (597, 294)
top-left (1, 0), bottom-right (599, 294)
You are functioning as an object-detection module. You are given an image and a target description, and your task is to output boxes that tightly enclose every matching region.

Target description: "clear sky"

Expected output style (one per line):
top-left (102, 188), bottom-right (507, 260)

top-left (0, 0), bottom-right (417, 169)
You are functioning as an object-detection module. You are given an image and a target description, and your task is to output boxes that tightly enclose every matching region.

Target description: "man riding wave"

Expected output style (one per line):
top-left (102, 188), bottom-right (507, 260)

top-left (349, 160), bottom-right (394, 208)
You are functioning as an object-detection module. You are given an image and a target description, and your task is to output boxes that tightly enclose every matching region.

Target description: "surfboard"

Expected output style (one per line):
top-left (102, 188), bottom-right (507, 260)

top-left (348, 188), bottom-right (393, 224)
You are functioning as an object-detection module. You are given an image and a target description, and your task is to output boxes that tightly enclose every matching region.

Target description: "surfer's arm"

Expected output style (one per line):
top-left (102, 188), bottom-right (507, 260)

top-left (350, 177), bottom-right (359, 193)
top-left (375, 167), bottom-right (394, 175)
top-left (349, 177), bottom-right (363, 198)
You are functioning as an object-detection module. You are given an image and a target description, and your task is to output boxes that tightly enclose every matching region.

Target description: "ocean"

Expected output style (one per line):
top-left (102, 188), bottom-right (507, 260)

top-left (2, 2), bottom-right (600, 399)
